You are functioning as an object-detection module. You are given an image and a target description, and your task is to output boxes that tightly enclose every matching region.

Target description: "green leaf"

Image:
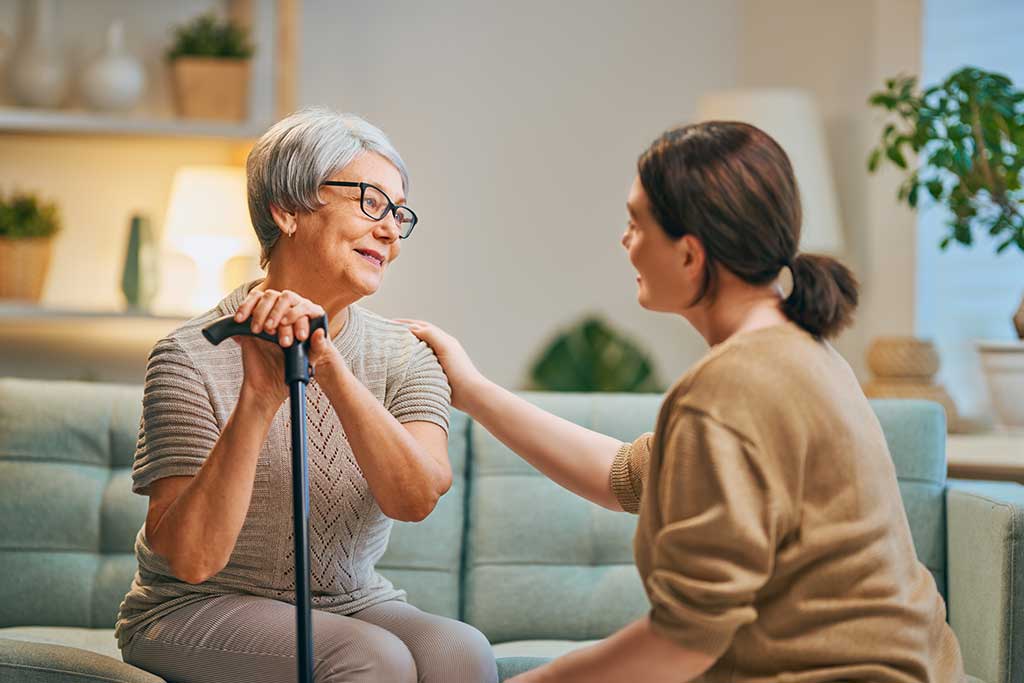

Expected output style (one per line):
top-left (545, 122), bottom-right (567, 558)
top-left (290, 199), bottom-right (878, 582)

top-left (887, 145), bottom-right (908, 169)
top-left (867, 148), bottom-right (882, 172)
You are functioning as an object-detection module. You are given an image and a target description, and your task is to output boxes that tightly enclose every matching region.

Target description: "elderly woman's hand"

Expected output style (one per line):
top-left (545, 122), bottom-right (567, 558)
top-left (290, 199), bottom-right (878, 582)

top-left (397, 319), bottom-right (488, 412)
top-left (233, 289), bottom-right (344, 410)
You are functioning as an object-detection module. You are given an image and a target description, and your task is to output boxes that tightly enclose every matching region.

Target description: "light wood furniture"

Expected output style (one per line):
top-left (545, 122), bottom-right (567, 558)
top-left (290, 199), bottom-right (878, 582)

top-left (947, 433), bottom-right (1024, 485)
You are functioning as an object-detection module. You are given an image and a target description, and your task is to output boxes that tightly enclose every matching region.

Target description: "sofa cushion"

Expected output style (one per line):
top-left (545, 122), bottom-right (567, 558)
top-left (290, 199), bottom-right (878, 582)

top-left (872, 400), bottom-right (949, 597)
top-left (0, 636), bottom-right (163, 683)
top-left (0, 379), bottom-right (145, 629)
top-left (378, 409), bottom-right (470, 618)
top-left (463, 392), bottom-right (657, 643)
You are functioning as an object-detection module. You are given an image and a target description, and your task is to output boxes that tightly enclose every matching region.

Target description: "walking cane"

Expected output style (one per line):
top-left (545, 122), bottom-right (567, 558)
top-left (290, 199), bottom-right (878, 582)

top-left (202, 312), bottom-right (328, 683)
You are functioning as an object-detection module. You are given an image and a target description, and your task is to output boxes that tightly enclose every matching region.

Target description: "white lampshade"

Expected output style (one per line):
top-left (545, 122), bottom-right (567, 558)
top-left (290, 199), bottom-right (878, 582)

top-left (696, 89), bottom-right (845, 254)
top-left (159, 165), bottom-right (260, 313)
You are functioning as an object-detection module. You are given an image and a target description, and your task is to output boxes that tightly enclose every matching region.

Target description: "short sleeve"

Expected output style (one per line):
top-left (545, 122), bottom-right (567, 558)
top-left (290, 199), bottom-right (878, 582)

top-left (643, 409), bottom-right (782, 659)
top-left (609, 432), bottom-right (653, 514)
top-left (388, 338), bottom-right (451, 434)
top-left (131, 336), bottom-right (220, 495)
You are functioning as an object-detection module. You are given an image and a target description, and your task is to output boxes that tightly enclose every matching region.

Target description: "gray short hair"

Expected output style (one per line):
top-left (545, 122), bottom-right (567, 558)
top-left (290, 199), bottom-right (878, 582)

top-left (246, 106), bottom-right (410, 267)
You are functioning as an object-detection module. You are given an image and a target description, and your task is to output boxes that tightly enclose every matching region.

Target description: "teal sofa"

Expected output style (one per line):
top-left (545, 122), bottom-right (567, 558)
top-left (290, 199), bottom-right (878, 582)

top-left (0, 377), bottom-right (1021, 683)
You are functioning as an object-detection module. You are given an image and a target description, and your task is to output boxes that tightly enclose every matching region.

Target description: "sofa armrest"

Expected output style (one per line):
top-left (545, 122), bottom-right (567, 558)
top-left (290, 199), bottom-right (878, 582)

top-left (946, 479), bottom-right (1024, 683)
top-left (0, 637), bottom-right (164, 683)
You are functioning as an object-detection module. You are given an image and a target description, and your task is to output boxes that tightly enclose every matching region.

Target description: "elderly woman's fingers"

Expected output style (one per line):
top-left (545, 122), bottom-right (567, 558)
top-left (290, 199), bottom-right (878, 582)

top-left (250, 290), bottom-right (280, 333)
top-left (235, 289), bottom-right (264, 322)
top-left (264, 290), bottom-right (300, 332)
top-left (278, 300), bottom-right (325, 328)
top-left (294, 315), bottom-right (310, 342)
top-left (277, 322), bottom-right (296, 347)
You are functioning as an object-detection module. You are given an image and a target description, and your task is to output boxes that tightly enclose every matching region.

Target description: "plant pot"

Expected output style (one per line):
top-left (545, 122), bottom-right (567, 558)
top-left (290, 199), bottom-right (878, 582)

top-left (0, 236), bottom-right (54, 301)
top-left (977, 340), bottom-right (1024, 430)
top-left (867, 336), bottom-right (940, 379)
top-left (170, 57), bottom-right (250, 122)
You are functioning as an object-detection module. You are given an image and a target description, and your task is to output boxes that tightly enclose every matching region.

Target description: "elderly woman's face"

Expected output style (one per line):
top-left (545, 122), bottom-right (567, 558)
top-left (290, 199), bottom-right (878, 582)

top-left (299, 152), bottom-right (406, 297)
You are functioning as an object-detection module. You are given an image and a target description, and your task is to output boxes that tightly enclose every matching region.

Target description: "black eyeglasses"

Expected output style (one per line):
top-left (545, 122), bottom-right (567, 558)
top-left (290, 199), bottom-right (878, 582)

top-left (320, 181), bottom-right (418, 239)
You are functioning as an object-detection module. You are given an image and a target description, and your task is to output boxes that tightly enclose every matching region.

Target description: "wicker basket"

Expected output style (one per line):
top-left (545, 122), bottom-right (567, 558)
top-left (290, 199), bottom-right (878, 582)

top-left (171, 57), bottom-right (250, 122)
top-left (863, 377), bottom-right (960, 431)
top-left (0, 237), bottom-right (53, 301)
top-left (866, 337), bottom-right (940, 379)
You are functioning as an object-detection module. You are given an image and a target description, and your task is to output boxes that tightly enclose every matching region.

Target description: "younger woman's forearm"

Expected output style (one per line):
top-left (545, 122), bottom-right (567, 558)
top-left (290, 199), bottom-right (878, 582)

top-left (149, 391), bottom-right (277, 583)
top-left (463, 378), bottom-right (625, 510)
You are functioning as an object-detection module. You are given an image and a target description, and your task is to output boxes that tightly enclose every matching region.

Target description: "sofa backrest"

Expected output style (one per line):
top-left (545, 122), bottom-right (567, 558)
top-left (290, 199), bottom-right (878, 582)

top-left (0, 378), bottom-right (145, 629)
top-left (376, 409), bottom-right (469, 619)
top-left (462, 392), bottom-right (951, 643)
top-left (0, 379), bottom-right (949, 636)
top-left (871, 399), bottom-right (949, 597)
top-left (462, 392), bottom-right (657, 642)
top-left (0, 377), bottom-right (469, 629)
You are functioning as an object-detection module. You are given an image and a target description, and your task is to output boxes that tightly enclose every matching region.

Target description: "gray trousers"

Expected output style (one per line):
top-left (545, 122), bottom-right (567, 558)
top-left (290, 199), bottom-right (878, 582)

top-left (121, 595), bottom-right (498, 683)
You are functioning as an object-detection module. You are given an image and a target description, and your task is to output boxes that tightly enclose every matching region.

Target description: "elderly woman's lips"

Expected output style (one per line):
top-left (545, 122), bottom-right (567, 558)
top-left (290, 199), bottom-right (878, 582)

top-left (355, 249), bottom-right (383, 267)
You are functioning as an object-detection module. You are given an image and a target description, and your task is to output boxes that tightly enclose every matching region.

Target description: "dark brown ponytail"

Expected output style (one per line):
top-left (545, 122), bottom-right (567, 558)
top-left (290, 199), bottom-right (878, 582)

top-left (782, 253), bottom-right (859, 339)
top-left (637, 121), bottom-right (859, 339)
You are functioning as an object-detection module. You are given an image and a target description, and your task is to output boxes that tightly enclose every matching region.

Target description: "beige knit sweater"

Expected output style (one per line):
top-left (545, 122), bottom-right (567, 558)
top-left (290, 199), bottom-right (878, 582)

top-left (115, 281), bottom-right (450, 648)
top-left (611, 322), bottom-right (964, 682)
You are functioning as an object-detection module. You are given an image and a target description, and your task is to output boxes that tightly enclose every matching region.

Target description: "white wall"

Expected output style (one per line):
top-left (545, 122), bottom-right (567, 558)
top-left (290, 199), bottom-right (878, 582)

top-left (916, 0), bottom-right (1024, 421)
top-left (299, 0), bottom-right (742, 388)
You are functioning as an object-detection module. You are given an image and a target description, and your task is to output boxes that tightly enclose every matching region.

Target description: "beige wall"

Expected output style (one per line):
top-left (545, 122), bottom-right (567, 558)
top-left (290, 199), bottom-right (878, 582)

top-left (740, 0), bottom-right (922, 381)
top-left (1, 1), bottom-right (925, 390)
top-left (298, 0), bottom-right (743, 388)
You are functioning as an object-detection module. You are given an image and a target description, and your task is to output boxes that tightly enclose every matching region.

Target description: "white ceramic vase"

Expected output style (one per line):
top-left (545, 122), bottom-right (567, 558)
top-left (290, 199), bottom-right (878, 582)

top-left (80, 20), bottom-right (145, 112)
top-left (9, 0), bottom-right (66, 108)
top-left (977, 340), bottom-right (1024, 430)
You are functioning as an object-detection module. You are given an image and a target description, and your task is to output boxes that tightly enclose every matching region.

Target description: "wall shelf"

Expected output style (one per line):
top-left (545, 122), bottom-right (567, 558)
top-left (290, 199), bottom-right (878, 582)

top-left (0, 106), bottom-right (266, 140)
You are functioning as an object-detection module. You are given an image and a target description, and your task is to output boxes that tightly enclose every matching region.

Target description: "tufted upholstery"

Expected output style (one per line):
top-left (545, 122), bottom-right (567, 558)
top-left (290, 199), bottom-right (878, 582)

top-left (1, 378), bottom-right (1021, 683)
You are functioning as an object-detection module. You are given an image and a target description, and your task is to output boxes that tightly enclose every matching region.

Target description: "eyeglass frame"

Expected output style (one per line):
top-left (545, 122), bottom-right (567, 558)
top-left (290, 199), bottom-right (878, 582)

top-left (319, 181), bottom-right (418, 239)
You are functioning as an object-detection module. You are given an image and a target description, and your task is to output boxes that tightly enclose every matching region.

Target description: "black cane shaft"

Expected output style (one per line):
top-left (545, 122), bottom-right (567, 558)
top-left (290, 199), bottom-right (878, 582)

top-left (290, 381), bottom-right (314, 683)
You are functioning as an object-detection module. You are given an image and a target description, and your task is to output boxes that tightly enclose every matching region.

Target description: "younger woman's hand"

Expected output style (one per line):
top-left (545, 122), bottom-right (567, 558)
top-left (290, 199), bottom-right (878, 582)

top-left (396, 319), bottom-right (487, 411)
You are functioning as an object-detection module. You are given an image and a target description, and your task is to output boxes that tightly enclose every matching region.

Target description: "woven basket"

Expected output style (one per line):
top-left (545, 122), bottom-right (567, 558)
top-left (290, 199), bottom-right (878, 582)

top-left (863, 377), bottom-right (959, 431)
top-left (0, 237), bottom-right (53, 301)
top-left (866, 337), bottom-right (940, 379)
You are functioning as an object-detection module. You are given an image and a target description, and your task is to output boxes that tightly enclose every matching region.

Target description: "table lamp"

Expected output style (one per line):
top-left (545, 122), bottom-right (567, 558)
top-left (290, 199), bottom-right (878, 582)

top-left (160, 165), bottom-right (260, 313)
top-left (696, 88), bottom-right (845, 254)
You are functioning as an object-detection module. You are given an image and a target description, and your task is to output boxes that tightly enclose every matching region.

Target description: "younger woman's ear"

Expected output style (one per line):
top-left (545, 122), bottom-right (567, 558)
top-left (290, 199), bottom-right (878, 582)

top-left (269, 204), bottom-right (297, 236)
top-left (677, 233), bottom-right (706, 271)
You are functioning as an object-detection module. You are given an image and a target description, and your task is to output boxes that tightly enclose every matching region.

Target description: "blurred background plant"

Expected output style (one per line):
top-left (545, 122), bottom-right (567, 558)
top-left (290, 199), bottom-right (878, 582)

top-left (0, 191), bottom-right (61, 239)
top-left (166, 12), bottom-right (253, 60)
top-left (529, 316), bottom-right (663, 392)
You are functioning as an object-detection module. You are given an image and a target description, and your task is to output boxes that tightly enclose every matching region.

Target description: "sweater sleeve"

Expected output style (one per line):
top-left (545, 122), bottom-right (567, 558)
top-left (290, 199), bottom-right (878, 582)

top-left (609, 432), bottom-right (653, 513)
top-left (388, 338), bottom-right (451, 434)
top-left (643, 408), bottom-right (782, 660)
top-left (131, 336), bottom-right (220, 495)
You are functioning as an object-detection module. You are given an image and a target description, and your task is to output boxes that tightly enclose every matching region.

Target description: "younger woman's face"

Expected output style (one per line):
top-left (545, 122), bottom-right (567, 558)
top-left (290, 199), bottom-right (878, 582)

top-left (621, 176), bottom-right (698, 314)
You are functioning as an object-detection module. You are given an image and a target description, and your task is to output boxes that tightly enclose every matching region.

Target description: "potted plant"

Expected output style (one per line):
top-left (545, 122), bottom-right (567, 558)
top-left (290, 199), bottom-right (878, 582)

top-left (0, 191), bottom-right (61, 302)
top-left (868, 66), bottom-right (1024, 427)
top-left (167, 12), bottom-right (253, 122)
top-left (530, 316), bottom-right (663, 392)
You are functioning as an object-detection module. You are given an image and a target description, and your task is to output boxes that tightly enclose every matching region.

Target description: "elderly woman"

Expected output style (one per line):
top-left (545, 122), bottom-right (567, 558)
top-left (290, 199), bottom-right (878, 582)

top-left (114, 107), bottom-right (497, 683)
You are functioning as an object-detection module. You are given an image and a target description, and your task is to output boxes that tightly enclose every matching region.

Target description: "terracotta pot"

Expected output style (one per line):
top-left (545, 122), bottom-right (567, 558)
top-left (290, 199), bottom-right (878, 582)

top-left (0, 236), bottom-right (54, 301)
top-left (171, 57), bottom-right (250, 122)
top-left (977, 340), bottom-right (1024, 429)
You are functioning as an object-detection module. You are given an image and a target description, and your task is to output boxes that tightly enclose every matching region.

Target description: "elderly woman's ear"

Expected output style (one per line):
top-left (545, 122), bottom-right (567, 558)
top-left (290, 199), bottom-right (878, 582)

top-left (270, 204), bottom-right (297, 237)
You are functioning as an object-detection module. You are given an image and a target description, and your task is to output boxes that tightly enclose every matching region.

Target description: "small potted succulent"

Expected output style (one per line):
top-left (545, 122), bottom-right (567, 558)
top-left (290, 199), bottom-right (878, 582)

top-left (0, 191), bottom-right (61, 302)
top-left (530, 316), bottom-right (663, 393)
top-left (868, 66), bottom-right (1024, 427)
top-left (167, 12), bottom-right (254, 122)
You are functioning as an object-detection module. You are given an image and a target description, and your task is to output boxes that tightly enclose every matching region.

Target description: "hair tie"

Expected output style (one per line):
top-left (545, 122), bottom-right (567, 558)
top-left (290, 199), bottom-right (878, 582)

top-left (774, 262), bottom-right (795, 300)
